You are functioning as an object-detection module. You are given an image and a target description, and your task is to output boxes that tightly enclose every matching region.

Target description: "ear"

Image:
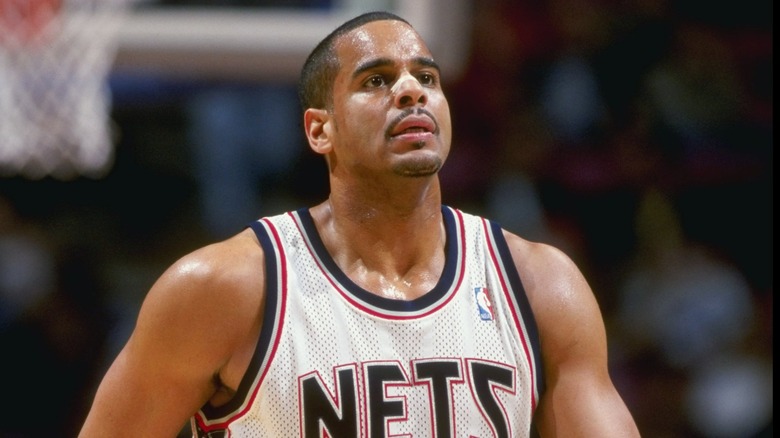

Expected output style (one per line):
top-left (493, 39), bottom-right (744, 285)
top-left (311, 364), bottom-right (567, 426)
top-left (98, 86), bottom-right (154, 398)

top-left (303, 108), bottom-right (333, 155)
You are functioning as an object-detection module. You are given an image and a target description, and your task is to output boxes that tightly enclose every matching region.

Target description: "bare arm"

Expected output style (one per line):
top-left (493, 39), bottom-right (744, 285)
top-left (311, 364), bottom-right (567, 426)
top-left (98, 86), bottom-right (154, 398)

top-left (79, 229), bottom-right (265, 437)
top-left (505, 232), bottom-right (640, 437)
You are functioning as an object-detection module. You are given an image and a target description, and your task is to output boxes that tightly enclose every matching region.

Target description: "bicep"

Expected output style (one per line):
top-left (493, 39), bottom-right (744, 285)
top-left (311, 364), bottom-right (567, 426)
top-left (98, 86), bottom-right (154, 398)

top-left (535, 368), bottom-right (639, 437)
top-left (80, 238), bottom-right (265, 437)
top-left (80, 330), bottom-right (216, 437)
top-left (534, 330), bottom-right (639, 438)
top-left (79, 275), bottom-right (225, 437)
top-left (506, 236), bottom-right (639, 437)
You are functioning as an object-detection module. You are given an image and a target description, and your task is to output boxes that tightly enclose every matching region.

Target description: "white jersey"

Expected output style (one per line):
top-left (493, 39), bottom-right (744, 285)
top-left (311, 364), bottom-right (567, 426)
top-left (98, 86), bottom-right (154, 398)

top-left (192, 206), bottom-right (543, 438)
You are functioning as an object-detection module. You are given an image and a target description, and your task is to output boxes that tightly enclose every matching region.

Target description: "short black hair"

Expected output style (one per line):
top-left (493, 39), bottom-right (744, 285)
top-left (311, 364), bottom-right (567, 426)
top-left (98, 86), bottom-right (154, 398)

top-left (298, 11), bottom-right (410, 111)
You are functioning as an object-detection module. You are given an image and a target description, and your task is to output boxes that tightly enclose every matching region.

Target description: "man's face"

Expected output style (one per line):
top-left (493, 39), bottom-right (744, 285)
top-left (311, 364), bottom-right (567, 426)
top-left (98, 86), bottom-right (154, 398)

top-left (325, 20), bottom-right (452, 180)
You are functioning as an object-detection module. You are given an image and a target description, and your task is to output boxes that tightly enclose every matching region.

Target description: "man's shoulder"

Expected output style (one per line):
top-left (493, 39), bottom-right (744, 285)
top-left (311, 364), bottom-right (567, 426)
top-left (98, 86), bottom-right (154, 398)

top-left (501, 229), bottom-right (576, 272)
top-left (159, 228), bottom-right (266, 300)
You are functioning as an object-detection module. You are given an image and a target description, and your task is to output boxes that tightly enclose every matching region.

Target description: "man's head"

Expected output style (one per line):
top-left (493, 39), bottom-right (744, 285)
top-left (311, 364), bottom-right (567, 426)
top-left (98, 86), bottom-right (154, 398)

top-left (301, 12), bottom-right (451, 181)
top-left (298, 11), bottom-right (410, 111)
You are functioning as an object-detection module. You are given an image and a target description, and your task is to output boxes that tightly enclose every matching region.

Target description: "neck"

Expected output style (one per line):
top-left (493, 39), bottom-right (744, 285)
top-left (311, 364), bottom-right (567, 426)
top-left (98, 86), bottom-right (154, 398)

top-left (309, 179), bottom-right (445, 300)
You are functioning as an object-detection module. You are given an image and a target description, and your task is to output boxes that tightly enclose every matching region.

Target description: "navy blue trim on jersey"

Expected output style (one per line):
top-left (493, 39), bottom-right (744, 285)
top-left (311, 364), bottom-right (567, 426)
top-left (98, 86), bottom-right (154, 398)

top-left (199, 221), bottom-right (282, 420)
top-left (295, 206), bottom-right (458, 313)
top-left (487, 220), bottom-right (545, 398)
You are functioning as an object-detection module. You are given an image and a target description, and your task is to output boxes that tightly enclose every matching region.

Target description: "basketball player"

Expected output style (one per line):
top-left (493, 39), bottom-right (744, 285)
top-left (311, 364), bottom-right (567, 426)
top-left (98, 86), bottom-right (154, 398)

top-left (79, 11), bottom-right (641, 437)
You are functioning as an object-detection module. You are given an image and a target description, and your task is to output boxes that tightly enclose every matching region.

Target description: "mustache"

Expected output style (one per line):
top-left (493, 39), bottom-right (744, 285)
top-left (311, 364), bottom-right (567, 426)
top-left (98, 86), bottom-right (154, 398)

top-left (387, 108), bottom-right (439, 136)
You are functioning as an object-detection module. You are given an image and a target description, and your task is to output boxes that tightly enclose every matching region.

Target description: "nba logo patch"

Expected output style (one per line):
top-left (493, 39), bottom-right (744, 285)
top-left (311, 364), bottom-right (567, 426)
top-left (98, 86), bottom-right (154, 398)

top-left (474, 287), bottom-right (494, 321)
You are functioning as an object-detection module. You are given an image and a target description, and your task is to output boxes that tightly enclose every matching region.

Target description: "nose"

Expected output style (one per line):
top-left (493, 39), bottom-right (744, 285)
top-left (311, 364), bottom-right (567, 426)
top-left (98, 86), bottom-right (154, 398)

top-left (393, 73), bottom-right (427, 108)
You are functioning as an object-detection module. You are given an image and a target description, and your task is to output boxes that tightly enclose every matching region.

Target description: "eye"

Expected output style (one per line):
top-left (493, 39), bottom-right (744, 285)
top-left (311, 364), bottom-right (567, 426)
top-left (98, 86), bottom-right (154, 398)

top-left (364, 75), bottom-right (386, 88)
top-left (418, 72), bottom-right (437, 86)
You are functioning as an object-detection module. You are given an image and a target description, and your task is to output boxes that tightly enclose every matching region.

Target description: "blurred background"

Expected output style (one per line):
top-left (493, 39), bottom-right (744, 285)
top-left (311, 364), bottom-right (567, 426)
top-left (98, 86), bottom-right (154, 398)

top-left (0, 0), bottom-right (771, 436)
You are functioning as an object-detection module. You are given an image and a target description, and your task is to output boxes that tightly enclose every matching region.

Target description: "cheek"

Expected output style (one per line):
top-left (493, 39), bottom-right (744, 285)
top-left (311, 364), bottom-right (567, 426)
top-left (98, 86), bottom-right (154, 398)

top-left (343, 97), bottom-right (387, 133)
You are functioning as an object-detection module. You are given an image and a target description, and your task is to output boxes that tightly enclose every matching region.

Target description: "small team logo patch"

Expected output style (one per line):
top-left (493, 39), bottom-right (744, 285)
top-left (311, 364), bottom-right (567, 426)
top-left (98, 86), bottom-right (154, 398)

top-left (475, 287), bottom-right (494, 321)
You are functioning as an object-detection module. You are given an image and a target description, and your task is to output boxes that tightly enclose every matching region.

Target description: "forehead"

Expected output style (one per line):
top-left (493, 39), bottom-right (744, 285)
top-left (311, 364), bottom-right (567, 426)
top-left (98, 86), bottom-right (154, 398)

top-left (334, 20), bottom-right (432, 72)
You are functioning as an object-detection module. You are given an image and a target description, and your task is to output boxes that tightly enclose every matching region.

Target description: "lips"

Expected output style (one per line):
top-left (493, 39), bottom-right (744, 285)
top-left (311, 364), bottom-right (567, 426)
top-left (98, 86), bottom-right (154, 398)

top-left (389, 115), bottom-right (437, 138)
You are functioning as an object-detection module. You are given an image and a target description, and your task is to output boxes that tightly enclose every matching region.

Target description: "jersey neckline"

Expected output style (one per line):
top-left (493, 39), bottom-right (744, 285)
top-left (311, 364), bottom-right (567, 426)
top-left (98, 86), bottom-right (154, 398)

top-left (293, 205), bottom-right (464, 317)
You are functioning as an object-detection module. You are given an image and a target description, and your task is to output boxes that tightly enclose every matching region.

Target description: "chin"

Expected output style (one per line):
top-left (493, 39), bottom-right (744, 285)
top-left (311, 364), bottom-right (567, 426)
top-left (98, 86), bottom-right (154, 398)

top-left (392, 155), bottom-right (442, 177)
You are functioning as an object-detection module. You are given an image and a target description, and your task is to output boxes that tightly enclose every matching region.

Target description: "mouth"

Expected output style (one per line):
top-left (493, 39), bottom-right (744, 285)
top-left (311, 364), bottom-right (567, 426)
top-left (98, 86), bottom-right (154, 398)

top-left (388, 111), bottom-right (438, 139)
top-left (393, 127), bottom-right (432, 137)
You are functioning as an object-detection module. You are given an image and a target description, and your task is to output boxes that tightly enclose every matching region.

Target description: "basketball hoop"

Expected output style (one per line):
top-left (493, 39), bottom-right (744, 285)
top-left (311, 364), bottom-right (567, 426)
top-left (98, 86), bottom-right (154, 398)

top-left (0, 0), bottom-right (132, 180)
top-left (0, 0), bottom-right (62, 45)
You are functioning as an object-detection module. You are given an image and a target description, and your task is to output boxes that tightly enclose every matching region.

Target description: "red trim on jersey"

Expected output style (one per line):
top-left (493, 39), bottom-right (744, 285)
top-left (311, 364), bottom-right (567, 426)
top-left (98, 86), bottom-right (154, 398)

top-left (194, 218), bottom-right (289, 433)
top-left (481, 218), bottom-right (539, 412)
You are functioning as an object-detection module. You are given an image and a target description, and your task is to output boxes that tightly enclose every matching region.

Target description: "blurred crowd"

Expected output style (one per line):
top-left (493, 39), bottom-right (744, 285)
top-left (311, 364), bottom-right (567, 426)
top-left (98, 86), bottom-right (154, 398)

top-left (0, 0), bottom-right (772, 436)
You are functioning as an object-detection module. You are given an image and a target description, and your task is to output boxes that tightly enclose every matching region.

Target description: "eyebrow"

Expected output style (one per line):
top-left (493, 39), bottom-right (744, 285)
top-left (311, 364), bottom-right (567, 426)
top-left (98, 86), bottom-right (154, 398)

top-left (351, 56), bottom-right (441, 80)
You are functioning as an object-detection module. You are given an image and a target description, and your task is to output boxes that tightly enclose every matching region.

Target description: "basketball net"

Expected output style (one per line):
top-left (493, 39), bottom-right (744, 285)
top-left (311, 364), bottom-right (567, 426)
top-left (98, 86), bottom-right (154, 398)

top-left (0, 0), bottom-right (132, 180)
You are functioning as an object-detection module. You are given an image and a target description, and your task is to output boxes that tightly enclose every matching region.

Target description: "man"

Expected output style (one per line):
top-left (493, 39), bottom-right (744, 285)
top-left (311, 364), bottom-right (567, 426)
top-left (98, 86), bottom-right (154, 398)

top-left (79, 11), bottom-right (641, 437)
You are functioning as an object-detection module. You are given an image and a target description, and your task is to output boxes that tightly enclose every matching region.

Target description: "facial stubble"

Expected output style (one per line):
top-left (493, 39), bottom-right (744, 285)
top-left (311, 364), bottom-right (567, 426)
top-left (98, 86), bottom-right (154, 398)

top-left (391, 141), bottom-right (443, 177)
